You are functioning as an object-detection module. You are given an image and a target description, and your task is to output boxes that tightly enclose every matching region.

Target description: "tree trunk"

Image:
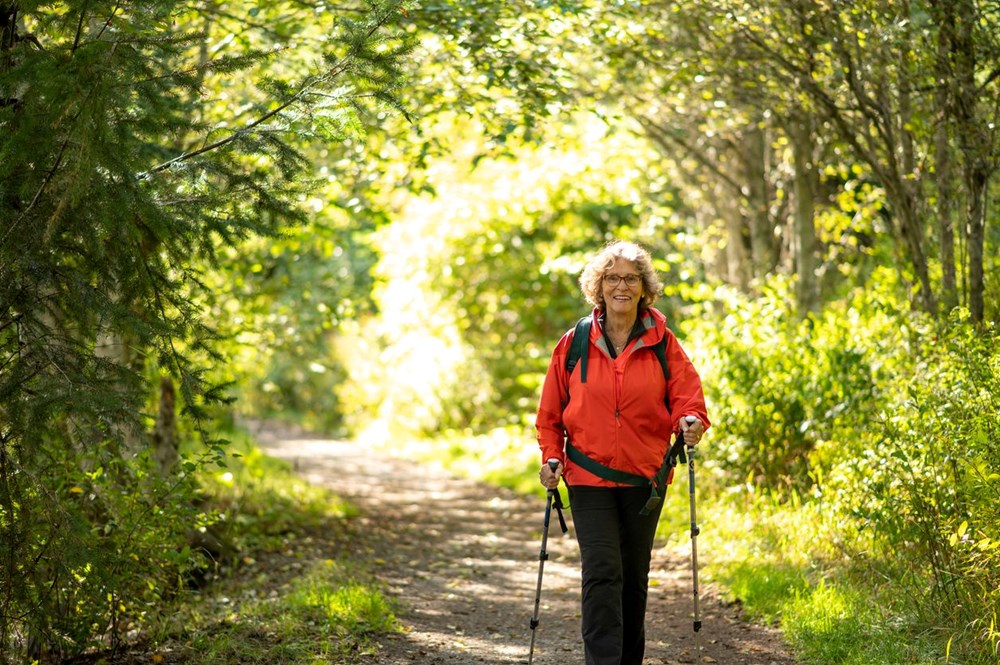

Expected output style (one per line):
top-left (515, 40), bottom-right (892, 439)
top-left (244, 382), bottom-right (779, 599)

top-left (949, 0), bottom-right (990, 324)
top-left (743, 123), bottom-right (777, 280)
top-left (894, 15), bottom-right (937, 317)
top-left (933, 3), bottom-right (958, 314)
top-left (714, 178), bottom-right (750, 291)
top-left (965, 173), bottom-right (987, 323)
top-left (885, 179), bottom-right (936, 316)
top-left (934, 104), bottom-right (958, 314)
top-left (789, 112), bottom-right (818, 313)
top-left (152, 377), bottom-right (179, 477)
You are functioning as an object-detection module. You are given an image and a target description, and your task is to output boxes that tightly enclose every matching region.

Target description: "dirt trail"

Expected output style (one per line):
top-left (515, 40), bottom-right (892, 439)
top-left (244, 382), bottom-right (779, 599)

top-left (251, 423), bottom-right (798, 665)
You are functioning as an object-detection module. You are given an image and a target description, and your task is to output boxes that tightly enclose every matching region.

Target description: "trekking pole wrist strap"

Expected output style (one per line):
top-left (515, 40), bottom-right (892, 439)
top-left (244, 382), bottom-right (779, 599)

top-left (550, 488), bottom-right (569, 533)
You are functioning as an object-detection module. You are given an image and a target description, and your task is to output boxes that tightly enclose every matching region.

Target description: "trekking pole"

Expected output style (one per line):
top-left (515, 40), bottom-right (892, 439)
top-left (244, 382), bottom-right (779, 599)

top-left (682, 416), bottom-right (703, 642)
top-left (528, 459), bottom-right (567, 665)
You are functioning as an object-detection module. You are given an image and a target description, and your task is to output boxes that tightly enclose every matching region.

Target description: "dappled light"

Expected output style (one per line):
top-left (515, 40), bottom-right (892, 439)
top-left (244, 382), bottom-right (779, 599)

top-left (1, 0), bottom-right (996, 663)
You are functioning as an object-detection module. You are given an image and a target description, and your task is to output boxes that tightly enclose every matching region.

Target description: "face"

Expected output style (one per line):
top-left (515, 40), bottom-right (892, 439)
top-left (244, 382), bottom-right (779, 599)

top-left (601, 259), bottom-right (643, 318)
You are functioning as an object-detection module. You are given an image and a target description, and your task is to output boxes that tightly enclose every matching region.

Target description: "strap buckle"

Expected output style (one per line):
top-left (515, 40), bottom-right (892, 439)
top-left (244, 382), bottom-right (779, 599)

top-left (640, 486), bottom-right (661, 516)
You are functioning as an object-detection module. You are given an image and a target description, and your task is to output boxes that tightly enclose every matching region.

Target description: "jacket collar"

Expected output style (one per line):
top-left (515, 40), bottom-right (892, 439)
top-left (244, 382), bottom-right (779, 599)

top-left (592, 307), bottom-right (666, 356)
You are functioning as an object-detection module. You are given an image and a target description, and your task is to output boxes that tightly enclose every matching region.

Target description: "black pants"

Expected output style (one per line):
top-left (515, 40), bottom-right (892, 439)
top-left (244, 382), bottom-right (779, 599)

top-left (569, 486), bottom-right (664, 665)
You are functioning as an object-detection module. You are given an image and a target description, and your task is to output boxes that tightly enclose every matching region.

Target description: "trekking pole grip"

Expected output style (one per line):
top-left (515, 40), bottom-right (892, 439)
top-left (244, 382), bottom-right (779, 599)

top-left (683, 415), bottom-right (698, 441)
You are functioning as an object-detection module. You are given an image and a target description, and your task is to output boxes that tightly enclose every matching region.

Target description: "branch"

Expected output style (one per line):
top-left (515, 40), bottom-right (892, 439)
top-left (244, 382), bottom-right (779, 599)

top-left (731, 18), bottom-right (894, 185)
top-left (1, 5), bottom-right (125, 250)
top-left (138, 6), bottom-right (399, 179)
top-left (71, 5), bottom-right (86, 52)
top-left (633, 111), bottom-right (745, 196)
top-left (980, 66), bottom-right (1000, 94)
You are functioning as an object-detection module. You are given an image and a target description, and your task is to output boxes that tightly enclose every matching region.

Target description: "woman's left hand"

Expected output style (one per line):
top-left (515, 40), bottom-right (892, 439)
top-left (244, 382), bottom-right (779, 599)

top-left (681, 416), bottom-right (705, 447)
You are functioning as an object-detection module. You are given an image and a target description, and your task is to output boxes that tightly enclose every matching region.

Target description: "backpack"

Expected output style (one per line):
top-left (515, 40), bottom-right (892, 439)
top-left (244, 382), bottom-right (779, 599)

top-left (565, 316), bottom-right (671, 407)
top-left (562, 315), bottom-right (684, 515)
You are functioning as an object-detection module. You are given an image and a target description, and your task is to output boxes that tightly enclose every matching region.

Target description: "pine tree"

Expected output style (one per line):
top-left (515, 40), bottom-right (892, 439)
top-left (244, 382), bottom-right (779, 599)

top-left (0, 0), bottom-right (412, 658)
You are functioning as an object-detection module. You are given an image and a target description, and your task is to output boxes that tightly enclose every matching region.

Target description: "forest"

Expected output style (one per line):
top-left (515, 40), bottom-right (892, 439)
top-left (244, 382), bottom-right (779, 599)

top-left (1, 0), bottom-right (998, 663)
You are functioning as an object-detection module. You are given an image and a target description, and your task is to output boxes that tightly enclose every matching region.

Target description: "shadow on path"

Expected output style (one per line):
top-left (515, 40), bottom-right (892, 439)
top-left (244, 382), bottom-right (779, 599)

top-left (251, 423), bottom-right (798, 665)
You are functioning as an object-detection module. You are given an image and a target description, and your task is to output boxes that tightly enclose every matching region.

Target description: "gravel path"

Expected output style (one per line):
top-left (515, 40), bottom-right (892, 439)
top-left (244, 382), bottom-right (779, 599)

top-left (251, 424), bottom-right (799, 665)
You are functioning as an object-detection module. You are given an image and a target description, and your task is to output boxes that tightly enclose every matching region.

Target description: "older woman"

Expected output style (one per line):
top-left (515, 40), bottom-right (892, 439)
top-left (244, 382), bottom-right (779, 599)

top-left (535, 239), bottom-right (710, 665)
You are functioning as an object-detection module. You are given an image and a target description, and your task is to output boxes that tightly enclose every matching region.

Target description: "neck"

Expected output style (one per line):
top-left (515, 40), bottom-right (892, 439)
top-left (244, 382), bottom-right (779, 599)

top-left (605, 310), bottom-right (636, 334)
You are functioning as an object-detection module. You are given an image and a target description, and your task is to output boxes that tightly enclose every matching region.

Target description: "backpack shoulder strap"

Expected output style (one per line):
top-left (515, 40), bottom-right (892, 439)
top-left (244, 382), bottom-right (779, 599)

top-left (652, 336), bottom-right (670, 380)
top-left (565, 316), bottom-right (592, 383)
top-left (566, 316), bottom-right (670, 390)
top-left (652, 335), bottom-right (671, 411)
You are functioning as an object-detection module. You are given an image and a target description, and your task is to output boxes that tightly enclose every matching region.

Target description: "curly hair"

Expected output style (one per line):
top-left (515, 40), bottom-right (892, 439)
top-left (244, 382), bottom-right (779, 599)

top-left (579, 240), bottom-right (662, 311)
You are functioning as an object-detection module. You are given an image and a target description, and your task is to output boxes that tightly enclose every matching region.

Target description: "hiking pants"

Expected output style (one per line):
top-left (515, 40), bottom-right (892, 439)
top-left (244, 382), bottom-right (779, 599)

top-left (568, 485), bottom-right (664, 665)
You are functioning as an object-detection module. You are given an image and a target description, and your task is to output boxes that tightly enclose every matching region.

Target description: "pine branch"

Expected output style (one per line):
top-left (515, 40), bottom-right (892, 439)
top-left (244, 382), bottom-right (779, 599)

top-left (71, 5), bottom-right (86, 52)
top-left (139, 2), bottom-right (404, 179)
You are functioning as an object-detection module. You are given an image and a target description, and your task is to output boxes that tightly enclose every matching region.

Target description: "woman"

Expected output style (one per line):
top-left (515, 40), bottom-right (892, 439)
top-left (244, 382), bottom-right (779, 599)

top-left (535, 240), bottom-right (710, 665)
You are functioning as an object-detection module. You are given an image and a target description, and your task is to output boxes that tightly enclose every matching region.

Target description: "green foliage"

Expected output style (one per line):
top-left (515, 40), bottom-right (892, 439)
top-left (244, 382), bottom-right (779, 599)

top-left (830, 312), bottom-right (1000, 658)
top-left (697, 278), bottom-right (881, 489)
top-left (331, 113), bottom-right (702, 439)
top-left (0, 433), bottom-right (220, 657)
top-left (145, 427), bottom-right (393, 664)
top-left (692, 281), bottom-right (999, 661)
top-left (208, 220), bottom-right (377, 435)
top-left (166, 559), bottom-right (397, 664)
top-left (197, 427), bottom-right (356, 552)
top-left (0, 0), bottom-right (412, 659)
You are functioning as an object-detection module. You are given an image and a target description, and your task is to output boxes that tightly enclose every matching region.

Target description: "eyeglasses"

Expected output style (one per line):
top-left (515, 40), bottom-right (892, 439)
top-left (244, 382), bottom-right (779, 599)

top-left (604, 273), bottom-right (641, 287)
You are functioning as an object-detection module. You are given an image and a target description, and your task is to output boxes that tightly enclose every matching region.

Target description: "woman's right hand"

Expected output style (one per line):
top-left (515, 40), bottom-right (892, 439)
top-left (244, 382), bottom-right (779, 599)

top-left (539, 460), bottom-right (563, 489)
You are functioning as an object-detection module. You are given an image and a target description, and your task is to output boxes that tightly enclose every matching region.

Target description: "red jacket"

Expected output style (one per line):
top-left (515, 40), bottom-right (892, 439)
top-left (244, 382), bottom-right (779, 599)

top-left (535, 307), bottom-right (710, 487)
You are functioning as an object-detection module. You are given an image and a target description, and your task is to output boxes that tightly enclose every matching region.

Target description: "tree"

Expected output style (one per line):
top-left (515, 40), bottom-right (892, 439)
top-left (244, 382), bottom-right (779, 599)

top-left (567, 0), bottom-right (995, 322)
top-left (721, 0), bottom-right (997, 322)
top-left (0, 0), bottom-right (412, 658)
top-left (929, 0), bottom-right (999, 324)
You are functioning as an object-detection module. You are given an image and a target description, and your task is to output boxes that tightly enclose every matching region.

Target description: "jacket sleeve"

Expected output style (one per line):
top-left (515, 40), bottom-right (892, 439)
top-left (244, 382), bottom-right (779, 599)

top-left (664, 330), bottom-right (711, 433)
top-left (534, 332), bottom-right (573, 465)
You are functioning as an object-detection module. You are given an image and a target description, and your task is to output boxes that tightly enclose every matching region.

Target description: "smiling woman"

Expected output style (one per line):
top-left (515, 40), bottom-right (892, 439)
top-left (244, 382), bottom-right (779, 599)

top-left (535, 239), bottom-right (710, 665)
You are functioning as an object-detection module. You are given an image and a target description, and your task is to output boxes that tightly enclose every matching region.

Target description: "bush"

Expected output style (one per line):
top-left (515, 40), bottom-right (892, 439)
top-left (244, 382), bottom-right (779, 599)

top-left (695, 278), bottom-right (999, 661)
top-left (0, 434), bottom-right (220, 661)
top-left (696, 279), bottom-right (881, 490)
top-left (830, 311), bottom-right (999, 659)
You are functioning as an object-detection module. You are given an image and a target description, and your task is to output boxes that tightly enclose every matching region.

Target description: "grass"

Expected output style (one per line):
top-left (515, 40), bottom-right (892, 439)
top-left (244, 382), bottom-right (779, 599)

top-left (713, 560), bottom-right (959, 664)
top-left (405, 426), bottom-right (987, 665)
top-left (701, 489), bottom-right (967, 665)
top-left (132, 422), bottom-right (401, 664)
top-left (167, 559), bottom-right (398, 663)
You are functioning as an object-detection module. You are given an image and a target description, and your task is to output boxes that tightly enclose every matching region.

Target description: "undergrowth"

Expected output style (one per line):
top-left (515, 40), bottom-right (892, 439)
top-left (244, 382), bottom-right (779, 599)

top-left (415, 425), bottom-right (990, 665)
top-left (96, 423), bottom-right (401, 664)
